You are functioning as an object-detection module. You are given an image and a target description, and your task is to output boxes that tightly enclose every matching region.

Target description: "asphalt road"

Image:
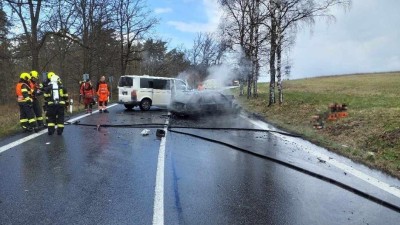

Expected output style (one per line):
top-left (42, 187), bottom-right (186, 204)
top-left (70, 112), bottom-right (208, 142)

top-left (0, 104), bottom-right (399, 225)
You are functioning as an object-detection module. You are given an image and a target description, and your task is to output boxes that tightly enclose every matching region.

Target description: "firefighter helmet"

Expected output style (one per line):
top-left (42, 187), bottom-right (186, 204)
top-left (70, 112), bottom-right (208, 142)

top-left (47, 71), bottom-right (56, 79)
top-left (20, 72), bottom-right (31, 80)
top-left (30, 70), bottom-right (39, 79)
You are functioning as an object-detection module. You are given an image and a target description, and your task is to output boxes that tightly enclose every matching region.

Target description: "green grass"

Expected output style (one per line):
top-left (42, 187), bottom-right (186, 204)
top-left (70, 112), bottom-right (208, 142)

top-left (235, 72), bottom-right (400, 178)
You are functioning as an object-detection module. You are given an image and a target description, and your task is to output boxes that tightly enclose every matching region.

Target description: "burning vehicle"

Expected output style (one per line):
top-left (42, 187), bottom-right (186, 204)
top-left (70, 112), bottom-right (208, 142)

top-left (169, 89), bottom-right (241, 117)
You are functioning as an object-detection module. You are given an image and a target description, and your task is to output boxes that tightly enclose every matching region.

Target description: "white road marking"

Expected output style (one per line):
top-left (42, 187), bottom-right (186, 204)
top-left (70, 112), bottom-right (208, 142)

top-left (152, 114), bottom-right (169, 225)
top-left (0, 104), bottom-right (118, 154)
top-left (243, 115), bottom-right (400, 199)
top-left (0, 130), bottom-right (47, 154)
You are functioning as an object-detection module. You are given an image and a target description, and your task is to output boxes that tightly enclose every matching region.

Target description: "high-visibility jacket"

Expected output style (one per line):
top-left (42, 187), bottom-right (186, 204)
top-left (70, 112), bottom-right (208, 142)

top-left (43, 83), bottom-right (68, 105)
top-left (16, 82), bottom-right (32, 103)
top-left (80, 82), bottom-right (94, 98)
top-left (29, 80), bottom-right (42, 98)
top-left (97, 82), bottom-right (109, 101)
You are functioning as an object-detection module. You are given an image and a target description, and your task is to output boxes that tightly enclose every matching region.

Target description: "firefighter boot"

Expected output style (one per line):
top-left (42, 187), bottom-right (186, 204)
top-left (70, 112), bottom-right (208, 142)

top-left (37, 120), bottom-right (44, 128)
top-left (29, 121), bottom-right (39, 133)
top-left (57, 127), bottom-right (64, 135)
top-left (48, 126), bottom-right (55, 135)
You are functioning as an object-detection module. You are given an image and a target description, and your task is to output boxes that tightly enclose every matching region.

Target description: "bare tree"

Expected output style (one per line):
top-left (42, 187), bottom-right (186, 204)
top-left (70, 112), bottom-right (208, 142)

top-left (219, 0), bottom-right (266, 98)
top-left (263, 0), bottom-right (351, 106)
top-left (187, 32), bottom-right (222, 80)
top-left (5, 0), bottom-right (55, 71)
top-left (113, 0), bottom-right (158, 75)
top-left (0, 4), bottom-right (15, 104)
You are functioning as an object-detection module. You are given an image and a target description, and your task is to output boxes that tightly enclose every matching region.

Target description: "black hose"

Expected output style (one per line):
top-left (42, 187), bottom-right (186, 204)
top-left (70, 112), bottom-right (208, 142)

top-left (168, 128), bottom-right (400, 214)
top-left (63, 120), bottom-right (400, 213)
top-left (66, 121), bottom-right (300, 138)
top-left (168, 126), bottom-right (301, 138)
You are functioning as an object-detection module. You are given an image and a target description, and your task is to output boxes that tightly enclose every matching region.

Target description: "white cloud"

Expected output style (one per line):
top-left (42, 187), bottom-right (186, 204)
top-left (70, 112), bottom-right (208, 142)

top-left (290, 0), bottom-right (400, 78)
top-left (167, 0), bottom-right (222, 33)
top-left (154, 7), bottom-right (173, 14)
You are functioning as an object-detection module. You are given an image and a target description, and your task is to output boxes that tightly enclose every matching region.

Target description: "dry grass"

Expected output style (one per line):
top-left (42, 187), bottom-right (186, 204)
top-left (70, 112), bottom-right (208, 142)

top-left (0, 103), bottom-right (21, 137)
top-left (236, 72), bottom-right (400, 178)
top-left (0, 99), bottom-right (82, 138)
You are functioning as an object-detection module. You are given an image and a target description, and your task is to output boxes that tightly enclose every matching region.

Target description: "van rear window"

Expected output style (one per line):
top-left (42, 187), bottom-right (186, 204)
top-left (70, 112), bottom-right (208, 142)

top-left (118, 77), bottom-right (133, 87)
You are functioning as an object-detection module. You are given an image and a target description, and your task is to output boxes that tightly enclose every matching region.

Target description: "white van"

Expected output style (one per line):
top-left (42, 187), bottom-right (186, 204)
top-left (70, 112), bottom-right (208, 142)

top-left (118, 75), bottom-right (189, 111)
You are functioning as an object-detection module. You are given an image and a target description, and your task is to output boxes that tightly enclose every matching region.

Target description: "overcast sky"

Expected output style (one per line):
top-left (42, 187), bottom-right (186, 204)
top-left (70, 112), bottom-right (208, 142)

top-left (149, 0), bottom-right (400, 79)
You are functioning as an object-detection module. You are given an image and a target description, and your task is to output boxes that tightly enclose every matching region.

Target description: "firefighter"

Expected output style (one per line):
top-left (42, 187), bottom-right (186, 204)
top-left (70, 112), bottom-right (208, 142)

top-left (29, 70), bottom-right (45, 127)
top-left (80, 78), bottom-right (95, 114)
top-left (16, 72), bottom-right (38, 132)
top-left (43, 72), bottom-right (69, 135)
top-left (96, 76), bottom-right (110, 113)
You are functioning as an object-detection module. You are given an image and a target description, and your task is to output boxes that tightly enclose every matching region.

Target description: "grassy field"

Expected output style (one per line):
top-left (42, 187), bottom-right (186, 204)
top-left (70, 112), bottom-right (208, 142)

top-left (236, 72), bottom-right (400, 178)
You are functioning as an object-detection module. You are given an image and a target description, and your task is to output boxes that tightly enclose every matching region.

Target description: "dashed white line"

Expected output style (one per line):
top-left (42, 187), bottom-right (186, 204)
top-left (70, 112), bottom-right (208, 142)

top-left (152, 114), bottom-right (169, 225)
top-left (0, 104), bottom-right (118, 154)
top-left (243, 115), bottom-right (400, 199)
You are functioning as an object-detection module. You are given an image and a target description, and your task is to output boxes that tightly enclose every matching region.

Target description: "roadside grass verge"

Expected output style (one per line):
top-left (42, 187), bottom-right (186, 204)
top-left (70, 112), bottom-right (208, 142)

top-left (0, 98), bottom-right (85, 139)
top-left (0, 104), bottom-right (21, 138)
top-left (235, 72), bottom-right (400, 178)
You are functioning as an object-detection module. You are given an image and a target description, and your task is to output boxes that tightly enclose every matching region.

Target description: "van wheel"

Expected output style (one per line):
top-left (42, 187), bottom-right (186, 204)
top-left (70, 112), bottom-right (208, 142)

top-left (124, 104), bottom-right (134, 110)
top-left (139, 99), bottom-right (151, 111)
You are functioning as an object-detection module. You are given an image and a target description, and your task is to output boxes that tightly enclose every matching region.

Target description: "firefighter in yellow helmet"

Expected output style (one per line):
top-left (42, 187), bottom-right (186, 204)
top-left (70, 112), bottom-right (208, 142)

top-left (29, 70), bottom-right (45, 127)
top-left (43, 72), bottom-right (69, 135)
top-left (16, 72), bottom-right (39, 132)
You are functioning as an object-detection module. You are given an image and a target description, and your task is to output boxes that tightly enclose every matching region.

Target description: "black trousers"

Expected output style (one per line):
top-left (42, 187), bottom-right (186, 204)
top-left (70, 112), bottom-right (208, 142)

top-left (32, 98), bottom-right (43, 125)
top-left (18, 102), bottom-right (36, 129)
top-left (46, 104), bottom-right (65, 134)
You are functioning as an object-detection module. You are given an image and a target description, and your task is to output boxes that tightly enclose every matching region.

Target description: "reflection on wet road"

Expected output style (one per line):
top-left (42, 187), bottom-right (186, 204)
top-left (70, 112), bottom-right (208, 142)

top-left (0, 105), bottom-right (399, 224)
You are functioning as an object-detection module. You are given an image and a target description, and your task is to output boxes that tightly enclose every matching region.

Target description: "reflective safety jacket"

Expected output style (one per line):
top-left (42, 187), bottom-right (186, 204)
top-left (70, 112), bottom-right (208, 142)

top-left (97, 82), bottom-right (109, 96)
top-left (43, 83), bottom-right (68, 105)
top-left (16, 81), bottom-right (32, 103)
top-left (29, 80), bottom-right (43, 98)
top-left (96, 82), bottom-right (109, 101)
top-left (80, 82), bottom-right (94, 98)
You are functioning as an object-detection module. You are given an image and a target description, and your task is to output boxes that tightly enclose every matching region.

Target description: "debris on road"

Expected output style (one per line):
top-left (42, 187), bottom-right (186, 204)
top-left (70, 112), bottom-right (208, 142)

top-left (156, 129), bottom-right (165, 138)
top-left (141, 129), bottom-right (150, 136)
top-left (317, 157), bottom-right (326, 163)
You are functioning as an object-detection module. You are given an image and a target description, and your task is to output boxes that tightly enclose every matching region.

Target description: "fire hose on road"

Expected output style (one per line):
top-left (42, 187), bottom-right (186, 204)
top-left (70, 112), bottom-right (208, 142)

top-left (61, 120), bottom-right (400, 214)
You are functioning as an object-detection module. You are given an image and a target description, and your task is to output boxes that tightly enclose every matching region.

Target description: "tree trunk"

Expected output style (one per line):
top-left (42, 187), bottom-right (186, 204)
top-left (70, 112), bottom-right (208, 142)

top-left (277, 37), bottom-right (283, 105)
top-left (268, 20), bottom-right (277, 106)
top-left (30, 0), bottom-right (41, 71)
top-left (239, 79), bottom-right (244, 96)
top-left (252, 0), bottom-right (260, 98)
top-left (247, 75), bottom-right (252, 99)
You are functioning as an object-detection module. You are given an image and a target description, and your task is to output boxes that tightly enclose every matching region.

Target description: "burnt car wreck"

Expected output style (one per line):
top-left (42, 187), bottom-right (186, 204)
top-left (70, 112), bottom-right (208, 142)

top-left (169, 90), bottom-right (241, 117)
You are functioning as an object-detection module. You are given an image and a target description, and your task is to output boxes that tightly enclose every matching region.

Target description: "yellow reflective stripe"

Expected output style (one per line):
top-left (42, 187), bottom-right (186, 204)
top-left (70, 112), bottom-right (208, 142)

top-left (57, 124), bottom-right (64, 128)
top-left (59, 101), bottom-right (65, 104)
top-left (21, 88), bottom-right (28, 92)
top-left (28, 118), bottom-right (36, 123)
top-left (20, 119), bottom-right (28, 123)
top-left (36, 117), bottom-right (43, 121)
top-left (47, 123), bottom-right (55, 127)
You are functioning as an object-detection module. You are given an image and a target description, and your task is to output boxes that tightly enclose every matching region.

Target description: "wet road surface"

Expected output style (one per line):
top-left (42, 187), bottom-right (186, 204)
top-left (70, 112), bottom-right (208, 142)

top-left (0, 104), bottom-right (399, 224)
